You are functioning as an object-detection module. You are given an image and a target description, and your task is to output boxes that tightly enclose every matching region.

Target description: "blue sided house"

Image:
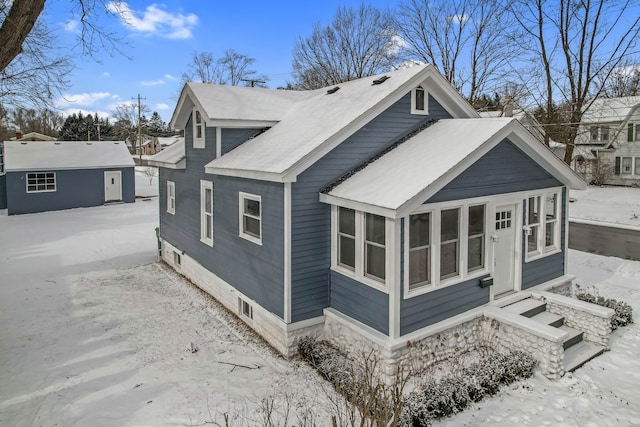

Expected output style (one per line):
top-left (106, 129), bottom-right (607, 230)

top-left (2, 140), bottom-right (135, 215)
top-left (151, 65), bottom-right (615, 380)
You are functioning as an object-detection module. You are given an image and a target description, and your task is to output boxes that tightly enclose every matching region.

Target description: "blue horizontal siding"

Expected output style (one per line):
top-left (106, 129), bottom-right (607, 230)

top-left (427, 139), bottom-right (561, 203)
top-left (330, 270), bottom-right (389, 334)
top-left (221, 128), bottom-right (262, 154)
top-left (400, 276), bottom-right (490, 335)
top-left (0, 174), bottom-right (6, 209)
top-left (5, 167), bottom-right (134, 215)
top-left (159, 118), bottom-right (285, 318)
top-left (291, 93), bottom-right (453, 323)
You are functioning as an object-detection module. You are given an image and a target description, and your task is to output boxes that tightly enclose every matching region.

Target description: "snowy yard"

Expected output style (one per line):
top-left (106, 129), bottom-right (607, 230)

top-left (0, 180), bottom-right (639, 426)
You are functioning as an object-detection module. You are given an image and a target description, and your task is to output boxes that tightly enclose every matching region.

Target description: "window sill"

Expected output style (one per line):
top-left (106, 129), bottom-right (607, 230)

top-left (239, 233), bottom-right (262, 246)
top-left (167, 210), bottom-right (175, 215)
top-left (525, 247), bottom-right (561, 263)
top-left (200, 237), bottom-right (213, 247)
top-left (331, 265), bottom-right (388, 294)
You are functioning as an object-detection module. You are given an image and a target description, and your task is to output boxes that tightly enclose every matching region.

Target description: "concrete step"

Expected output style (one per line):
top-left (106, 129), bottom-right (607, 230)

top-left (530, 311), bottom-right (565, 328)
top-left (560, 325), bottom-right (584, 350)
top-left (564, 341), bottom-right (605, 372)
top-left (502, 298), bottom-right (547, 318)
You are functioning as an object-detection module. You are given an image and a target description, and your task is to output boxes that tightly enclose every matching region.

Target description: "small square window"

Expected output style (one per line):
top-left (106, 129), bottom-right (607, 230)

top-left (173, 251), bottom-right (181, 266)
top-left (238, 298), bottom-right (253, 319)
top-left (26, 172), bottom-right (56, 193)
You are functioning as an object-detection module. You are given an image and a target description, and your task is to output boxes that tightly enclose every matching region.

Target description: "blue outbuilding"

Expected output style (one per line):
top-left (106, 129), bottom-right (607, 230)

top-left (2, 140), bottom-right (135, 215)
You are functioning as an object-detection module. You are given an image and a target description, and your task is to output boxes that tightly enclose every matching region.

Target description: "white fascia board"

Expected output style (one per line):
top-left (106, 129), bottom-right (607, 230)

top-left (7, 164), bottom-right (134, 172)
top-left (148, 158), bottom-right (186, 169)
top-left (319, 193), bottom-right (397, 218)
top-left (208, 119), bottom-right (278, 128)
top-left (170, 85), bottom-right (195, 130)
top-left (282, 66), bottom-right (475, 182)
top-left (204, 165), bottom-right (286, 182)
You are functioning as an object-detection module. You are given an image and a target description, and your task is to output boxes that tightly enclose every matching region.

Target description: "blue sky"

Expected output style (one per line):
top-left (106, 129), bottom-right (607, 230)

top-left (46, 0), bottom-right (398, 124)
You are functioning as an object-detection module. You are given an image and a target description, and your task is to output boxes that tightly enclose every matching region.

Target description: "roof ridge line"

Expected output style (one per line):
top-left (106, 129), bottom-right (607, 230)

top-left (321, 118), bottom-right (439, 194)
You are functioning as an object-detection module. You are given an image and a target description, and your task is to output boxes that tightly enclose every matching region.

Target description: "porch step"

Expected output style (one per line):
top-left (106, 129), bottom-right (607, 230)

top-left (530, 311), bottom-right (565, 328)
top-left (560, 325), bottom-right (583, 350)
top-left (502, 298), bottom-right (547, 318)
top-left (564, 341), bottom-right (605, 372)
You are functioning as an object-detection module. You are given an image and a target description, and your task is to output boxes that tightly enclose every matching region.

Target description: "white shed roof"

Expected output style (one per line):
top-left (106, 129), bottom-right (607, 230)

top-left (3, 141), bottom-right (134, 172)
top-left (147, 139), bottom-right (185, 169)
top-left (322, 118), bottom-right (585, 217)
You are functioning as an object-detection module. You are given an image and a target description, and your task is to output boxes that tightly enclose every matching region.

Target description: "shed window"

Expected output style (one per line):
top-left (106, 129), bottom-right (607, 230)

top-left (27, 172), bottom-right (56, 193)
top-left (239, 192), bottom-right (262, 244)
top-left (200, 180), bottom-right (213, 246)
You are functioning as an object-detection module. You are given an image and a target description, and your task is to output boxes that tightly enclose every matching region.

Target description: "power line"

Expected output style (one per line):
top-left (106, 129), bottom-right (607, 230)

top-left (132, 94), bottom-right (146, 163)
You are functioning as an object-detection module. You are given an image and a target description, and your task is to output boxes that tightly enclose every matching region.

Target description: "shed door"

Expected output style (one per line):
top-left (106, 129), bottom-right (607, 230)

top-left (492, 204), bottom-right (516, 297)
top-left (104, 171), bottom-right (122, 202)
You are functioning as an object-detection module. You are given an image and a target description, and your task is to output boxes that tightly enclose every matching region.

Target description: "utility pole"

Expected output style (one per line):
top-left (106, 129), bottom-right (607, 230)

top-left (95, 123), bottom-right (101, 141)
top-left (132, 94), bottom-right (146, 164)
top-left (240, 78), bottom-right (266, 87)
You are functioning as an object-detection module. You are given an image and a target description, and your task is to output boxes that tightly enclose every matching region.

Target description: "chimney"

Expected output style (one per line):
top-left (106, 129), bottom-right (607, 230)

top-left (503, 96), bottom-right (513, 118)
top-left (15, 131), bottom-right (23, 140)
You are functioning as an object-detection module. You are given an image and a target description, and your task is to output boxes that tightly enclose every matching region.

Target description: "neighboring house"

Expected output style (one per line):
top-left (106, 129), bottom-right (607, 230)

top-left (151, 65), bottom-right (612, 380)
top-left (157, 136), bottom-right (184, 151)
top-left (1, 140), bottom-right (135, 215)
top-left (478, 99), bottom-right (546, 144)
top-left (10, 132), bottom-right (57, 141)
top-left (575, 96), bottom-right (640, 185)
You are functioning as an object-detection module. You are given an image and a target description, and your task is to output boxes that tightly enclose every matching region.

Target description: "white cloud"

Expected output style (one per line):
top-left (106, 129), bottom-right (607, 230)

top-left (64, 19), bottom-right (80, 33)
top-left (164, 74), bottom-right (179, 81)
top-left (56, 92), bottom-right (112, 108)
top-left (107, 2), bottom-right (198, 39)
top-left (101, 71), bottom-right (111, 78)
top-left (156, 103), bottom-right (170, 110)
top-left (141, 79), bottom-right (165, 86)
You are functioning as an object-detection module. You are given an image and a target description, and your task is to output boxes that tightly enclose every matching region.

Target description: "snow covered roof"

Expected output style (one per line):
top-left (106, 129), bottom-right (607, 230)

top-left (201, 64), bottom-right (479, 182)
top-left (321, 118), bottom-right (585, 217)
top-left (147, 139), bottom-right (185, 169)
top-left (3, 141), bottom-right (134, 172)
top-left (10, 132), bottom-right (57, 141)
top-left (157, 136), bottom-right (183, 147)
top-left (582, 96), bottom-right (640, 123)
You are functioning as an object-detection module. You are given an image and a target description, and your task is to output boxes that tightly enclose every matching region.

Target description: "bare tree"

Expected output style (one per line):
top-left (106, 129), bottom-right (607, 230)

top-left (291, 3), bottom-right (399, 90)
top-left (0, 0), bottom-right (125, 107)
top-left (11, 107), bottom-right (65, 136)
top-left (508, 0), bottom-right (640, 162)
top-left (602, 61), bottom-right (640, 98)
top-left (182, 50), bottom-right (267, 87)
top-left (395, 0), bottom-right (512, 103)
top-left (111, 103), bottom-right (149, 149)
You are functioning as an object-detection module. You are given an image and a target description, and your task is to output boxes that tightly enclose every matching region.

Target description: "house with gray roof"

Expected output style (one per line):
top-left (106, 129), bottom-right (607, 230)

top-left (151, 64), bottom-right (614, 380)
top-left (1, 140), bottom-right (135, 215)
top-left (575, 96), bottom-right (640, 184)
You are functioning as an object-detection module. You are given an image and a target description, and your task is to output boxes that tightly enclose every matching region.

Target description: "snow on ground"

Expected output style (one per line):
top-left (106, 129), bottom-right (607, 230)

top-left (135, 166), bottom-right (159, 198)
top-left (569, 186), bottom-right (640, 228)
top-left (1, 180), bottom-right (639, 426)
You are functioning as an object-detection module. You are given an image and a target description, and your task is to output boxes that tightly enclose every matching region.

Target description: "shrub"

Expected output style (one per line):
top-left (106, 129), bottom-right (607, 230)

top-left (575, 287), bottom-right (634, 330)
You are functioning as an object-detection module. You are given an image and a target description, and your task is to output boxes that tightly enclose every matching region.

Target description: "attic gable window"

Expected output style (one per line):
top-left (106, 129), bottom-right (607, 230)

top-left (411, 86), bottom-right (428, 115)
top-left (193, 109), bottom-right (205, 149)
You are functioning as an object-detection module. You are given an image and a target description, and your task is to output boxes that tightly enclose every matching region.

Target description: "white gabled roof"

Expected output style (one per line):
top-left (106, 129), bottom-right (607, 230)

top-left (147, 139), bottom-right (185, 169)
top-left (582, 96), bottom-right (640, 123)
top-left (201, 64), bottom-right (479, 182)
top-left (3, 141), bottom-right (134, 172)
top-left (321, 118), bottom-right (585, 218)
top-left (171, 83), bottom-right (312, 129)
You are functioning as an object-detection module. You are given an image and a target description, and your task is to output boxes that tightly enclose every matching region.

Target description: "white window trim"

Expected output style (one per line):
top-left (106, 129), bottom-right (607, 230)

top-left (26, 172), bottom-right (56, 193)
top-left (167, 181), bottom-right (175, 215)
top-left (193, 108), bottom-right (205, 149)
top-left (404, 201), bottom-right (490, 299)
top-left (411, 86), bottom-right (429, 115)
top-left (239, 192), bottom-right (262, 245)
top-left (200, 180), bottom-right (213, 246)
top-left (524, 189), bottom-right (562, 262)
top-left (331, 207), bottom-right (394, 293)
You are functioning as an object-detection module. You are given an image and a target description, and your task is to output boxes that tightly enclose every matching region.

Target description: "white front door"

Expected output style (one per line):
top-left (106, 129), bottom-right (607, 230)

top-left (104, 171), bottom-right (122, 202)
top-left (493, 204), bottom-right (517, 296)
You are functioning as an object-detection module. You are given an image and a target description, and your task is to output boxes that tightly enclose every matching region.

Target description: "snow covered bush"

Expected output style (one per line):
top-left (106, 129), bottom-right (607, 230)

top-left (575, 286), bottom-right (634, 330)
top-left (399, 350), bottom-right (537, 426)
